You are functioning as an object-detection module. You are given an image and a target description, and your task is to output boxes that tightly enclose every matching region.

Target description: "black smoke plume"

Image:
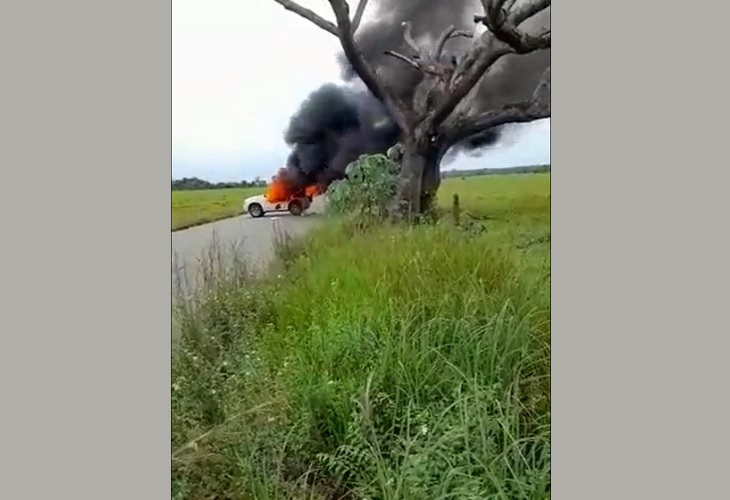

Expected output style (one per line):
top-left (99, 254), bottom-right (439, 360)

top-left (279, 0), bottom-right (550, 190)
top-left (279, 83), bottom-right (399, 189)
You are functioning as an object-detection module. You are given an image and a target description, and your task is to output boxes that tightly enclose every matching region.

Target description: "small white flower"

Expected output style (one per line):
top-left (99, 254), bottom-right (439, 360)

top-left (420, 424), bottom-right (428, 436)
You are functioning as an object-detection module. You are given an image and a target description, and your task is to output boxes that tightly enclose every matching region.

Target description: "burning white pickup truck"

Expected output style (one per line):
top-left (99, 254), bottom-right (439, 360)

top-left (243, 193), bottom-right (312, 218)
top-left (244, 177), bottom-right (323, 218)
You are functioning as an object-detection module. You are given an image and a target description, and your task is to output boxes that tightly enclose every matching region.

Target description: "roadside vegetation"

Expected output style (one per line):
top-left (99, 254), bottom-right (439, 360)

top-left (172, 158), bottom-right (550, 499)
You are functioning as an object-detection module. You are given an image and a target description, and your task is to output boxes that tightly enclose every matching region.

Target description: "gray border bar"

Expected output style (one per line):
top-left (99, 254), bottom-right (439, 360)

top-left (0, 0), bottom-right (170, 498)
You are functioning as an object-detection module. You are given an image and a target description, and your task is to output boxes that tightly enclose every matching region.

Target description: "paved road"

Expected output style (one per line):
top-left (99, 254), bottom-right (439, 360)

top-left (171, 198), bottom-right (326, 342)
top-left (172, 200), bottom-right (326, 295)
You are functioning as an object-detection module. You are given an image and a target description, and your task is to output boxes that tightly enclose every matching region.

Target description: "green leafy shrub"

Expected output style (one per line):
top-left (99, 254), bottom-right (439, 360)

top-left (327, 154), bottom-right (399, 220)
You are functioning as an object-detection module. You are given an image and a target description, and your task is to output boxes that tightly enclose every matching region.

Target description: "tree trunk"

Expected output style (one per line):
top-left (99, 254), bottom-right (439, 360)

top-left (390, 135), bottom-right (444, 219)
top-left (419, 150), bottom-right (443, 215)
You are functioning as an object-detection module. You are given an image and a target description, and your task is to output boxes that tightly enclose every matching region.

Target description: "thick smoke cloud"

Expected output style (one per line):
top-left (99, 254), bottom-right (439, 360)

top-left (280, 0), bottom-right (550, 190)
top-left (281, 83), bottom-right (399, 188)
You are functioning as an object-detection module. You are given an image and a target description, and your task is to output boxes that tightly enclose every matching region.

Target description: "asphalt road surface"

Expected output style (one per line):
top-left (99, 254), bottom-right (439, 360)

top-left (172, 203), bottom-right (325, 294)
top-left (172, 212), bottom-right (320, 290)
top-left (171, 199), bottom-right (326, 343)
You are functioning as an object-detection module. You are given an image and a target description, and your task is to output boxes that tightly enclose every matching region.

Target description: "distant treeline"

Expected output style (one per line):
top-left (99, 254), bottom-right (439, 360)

top-left (171, 177), bottom-right (268, 191)
top-left (442, 164), bottom-right (550, 179)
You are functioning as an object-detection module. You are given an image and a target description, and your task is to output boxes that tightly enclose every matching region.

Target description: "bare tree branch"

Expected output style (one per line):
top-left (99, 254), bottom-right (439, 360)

top-left (446, 100), bottom-right (549, 145)
top-left (503, 0), bottom-right (518, 12)
top-left (401, 21), bottom-right (420, 55)
top-left (431, 0), bottom-right (550, 125)
top-left (511, 0), bottom-right (550, 25)
top-left (433, 26), bottom-right (456, 60)
top-left (433, 43), bottom-right (512, 125)
top-left (480, 0), bottom-right (509, 25)
top-left (327, 0), bottom-right (411, 132)
top-left (473, 20), bottom-right (550, 54)
top-left (387, 23), bottom-right (472, 75)
top-left (384, 50), bottom-right (422, 70)
top-left (271, 0), bottom-right (338, 36)
top-left (475, 0), bottom-right (551, 53)
top-left (271, 0), bottom-right (411, 131)
top-left (384, 50), bottom-right (448, 78)
top-left (445, 65), bottom-right (550, 145)
top-left (351, 0), bottom-right (370, 33)
top-left (432, 25), bottom-right (473, 61)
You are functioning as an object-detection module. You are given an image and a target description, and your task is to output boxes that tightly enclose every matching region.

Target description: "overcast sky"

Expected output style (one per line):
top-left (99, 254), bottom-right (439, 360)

top-left (172, 0), bottom-right (550, 182)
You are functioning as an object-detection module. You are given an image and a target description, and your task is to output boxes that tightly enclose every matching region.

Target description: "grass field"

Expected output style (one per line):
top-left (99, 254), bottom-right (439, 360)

top-left (172, 173), bottom-right (550, 499)
top-left (171, 174), bottom-right (550, 231)
top-left (172, 187), bottom-right (262, 231)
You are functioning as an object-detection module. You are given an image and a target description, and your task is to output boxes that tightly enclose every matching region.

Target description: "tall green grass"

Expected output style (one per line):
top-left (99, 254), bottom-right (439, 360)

top-left (172, 173), bottom-right (550, 499)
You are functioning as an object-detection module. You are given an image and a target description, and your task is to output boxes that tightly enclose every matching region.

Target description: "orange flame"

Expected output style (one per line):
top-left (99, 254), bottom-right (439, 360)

top-left (305, 185), bottom-right (322, 198)
top-left (264, 168), bottom-right (323, 203)
top-left (264, 178), bottom-right (291, 203)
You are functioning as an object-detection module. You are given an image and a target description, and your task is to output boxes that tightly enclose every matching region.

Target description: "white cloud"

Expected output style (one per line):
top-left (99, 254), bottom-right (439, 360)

top-left (172, 0), bottom-right (550, 181)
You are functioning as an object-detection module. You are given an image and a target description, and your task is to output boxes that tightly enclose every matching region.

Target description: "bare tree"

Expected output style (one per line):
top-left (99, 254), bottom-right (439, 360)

top-left (272, 0), bottom-right (551, 217)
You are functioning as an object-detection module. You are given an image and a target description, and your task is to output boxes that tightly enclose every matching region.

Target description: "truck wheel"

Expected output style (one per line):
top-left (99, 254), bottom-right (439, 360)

top-left (248, 203), bottom-right (264, 218)
top-left (288, 200), bottom-right (303, 216)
